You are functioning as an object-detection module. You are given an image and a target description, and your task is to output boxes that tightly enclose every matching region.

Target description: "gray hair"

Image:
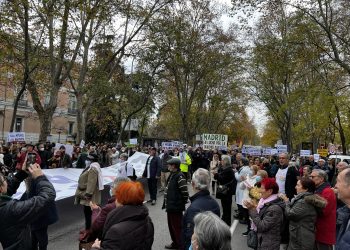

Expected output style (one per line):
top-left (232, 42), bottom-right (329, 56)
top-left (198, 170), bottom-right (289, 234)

top-left (193, 211), bottom-right (231, 250)
top-left (312, 169), bottom-right (328, 182)
top-left (221, 155), bottom-right (231, 168)
top-left (192, 168), bottom-right (211, 191)
top-left (111, 176), bottom-right (130, 190)
top-left (338, 161), bottom-right (349, 169)
top-left (343, 168), bottom-right (350, 186)
top-left (120, 153), bottom-right (128, 160)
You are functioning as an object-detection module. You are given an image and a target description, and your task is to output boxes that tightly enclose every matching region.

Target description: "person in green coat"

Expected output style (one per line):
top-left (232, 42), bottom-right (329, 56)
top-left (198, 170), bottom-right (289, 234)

top-left (280, 177), bottom-right (327, 250)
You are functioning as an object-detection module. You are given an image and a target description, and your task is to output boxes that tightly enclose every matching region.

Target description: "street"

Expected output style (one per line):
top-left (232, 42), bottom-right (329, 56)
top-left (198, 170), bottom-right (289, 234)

top-left (46, 180), bottom-right (250, 250)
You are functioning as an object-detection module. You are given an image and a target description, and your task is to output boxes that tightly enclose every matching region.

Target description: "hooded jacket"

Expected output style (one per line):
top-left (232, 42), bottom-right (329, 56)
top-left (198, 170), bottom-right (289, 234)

top-left (249, 197), bottom-right (285, 250)
top-left (285, 192), bottom-right (327, 250)
top-left (91, 204), bottom-right (154, 250)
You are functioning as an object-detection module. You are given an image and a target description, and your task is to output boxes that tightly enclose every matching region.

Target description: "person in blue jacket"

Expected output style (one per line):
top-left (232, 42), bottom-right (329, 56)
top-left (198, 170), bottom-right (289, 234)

top-left (182, 168), bottom-right (220, 250)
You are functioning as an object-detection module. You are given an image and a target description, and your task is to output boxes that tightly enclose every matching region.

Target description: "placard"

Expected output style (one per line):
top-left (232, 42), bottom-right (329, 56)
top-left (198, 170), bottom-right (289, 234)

top-left (313, 154), bottom-right (320, 162)
top-left (300, 150), bottom-right (311, 157)
top-left (7, 132), bottom-right (26, 142)
top-left (276, 145), bottom-right (288, 153)
top-left (202, 134), bottom-right (228, 150)
top-left (129, 138), bottom-right (138, 145)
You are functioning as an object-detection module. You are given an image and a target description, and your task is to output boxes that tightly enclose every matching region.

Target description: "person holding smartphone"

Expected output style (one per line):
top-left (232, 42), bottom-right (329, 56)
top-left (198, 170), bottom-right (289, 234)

top-left (0, 163), bottom-right (56, 249)
top-left (16, 143), bottom-right (41, 170)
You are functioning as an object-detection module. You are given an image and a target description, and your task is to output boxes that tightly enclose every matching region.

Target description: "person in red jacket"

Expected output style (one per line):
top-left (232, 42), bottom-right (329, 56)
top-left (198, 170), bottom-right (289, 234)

top-left (310, 169), bottom-right (336, 250)
top-left (16, 144), bottom-right (41, 170)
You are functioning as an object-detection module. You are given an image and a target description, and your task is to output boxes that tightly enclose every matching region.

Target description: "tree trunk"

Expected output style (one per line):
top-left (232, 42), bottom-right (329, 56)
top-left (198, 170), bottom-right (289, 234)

top-left (9, 85), bottom-right (26, 132)
top-left (76, 94), bottom-right (86, 143)
top-left (335, 104), bottom-right (347, 154)
top-left (38, 110), bottom-right (54, 142)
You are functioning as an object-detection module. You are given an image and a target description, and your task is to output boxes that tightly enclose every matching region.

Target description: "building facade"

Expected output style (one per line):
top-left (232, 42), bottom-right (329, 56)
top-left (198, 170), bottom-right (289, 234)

top-left (0, 75), bottom-right (78, 144)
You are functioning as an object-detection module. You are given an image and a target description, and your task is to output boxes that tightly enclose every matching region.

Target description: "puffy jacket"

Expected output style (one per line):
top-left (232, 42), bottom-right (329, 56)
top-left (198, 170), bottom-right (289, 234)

top-left (91, 205), bottom-right (154, 250)
top-left (249, 197), bottom-right (285, 250)
top-left (285, 192), bottom-right (327, 250)
top-left (162, 171), bottom-right (189, 212)
top-left (336, 205), bottom-right (350, 250)
top-left (182, 190), bottom-right (220, 250)
top-left (315, 182), bottom-right (336, 245)
top-left (0, 172), bottom-right (56, 250)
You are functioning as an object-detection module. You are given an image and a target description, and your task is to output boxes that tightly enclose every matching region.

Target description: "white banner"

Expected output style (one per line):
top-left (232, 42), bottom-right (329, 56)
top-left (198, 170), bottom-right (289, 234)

top-left (202, 134), bottom-right (228, 150)
top-left (55, 143), bottom-right (74, 157)
top-left (7, 132), bottom-right (26, 142)
top-left (300, 150), bottom-right (311, 157)
top-left (13, 152), bottom-right (150, 201)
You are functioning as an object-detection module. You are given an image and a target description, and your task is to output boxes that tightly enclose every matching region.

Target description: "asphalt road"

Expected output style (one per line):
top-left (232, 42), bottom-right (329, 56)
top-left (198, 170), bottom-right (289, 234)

top-left (44, 180), bottom-right (250, 250)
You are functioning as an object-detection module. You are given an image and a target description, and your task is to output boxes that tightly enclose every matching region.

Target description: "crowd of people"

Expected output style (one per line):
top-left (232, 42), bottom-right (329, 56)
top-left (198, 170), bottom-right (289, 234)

top-left (1, 141), bottom-right (350, 250)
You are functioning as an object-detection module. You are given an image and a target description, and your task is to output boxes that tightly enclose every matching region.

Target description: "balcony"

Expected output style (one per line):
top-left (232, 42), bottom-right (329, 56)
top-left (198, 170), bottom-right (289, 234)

top-left (68, 108), bottom-right (77, 115)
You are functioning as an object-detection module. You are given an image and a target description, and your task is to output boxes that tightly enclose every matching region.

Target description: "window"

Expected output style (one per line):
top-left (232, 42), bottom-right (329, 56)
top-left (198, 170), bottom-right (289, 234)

top-left (68, 94), bottom-right (77, 114)
top-left (15, 117), bottom-right (23, 132)
top-left (68, 122), bottom-right (74, 135)
top-left (44, 93), bottom-right (50, 106)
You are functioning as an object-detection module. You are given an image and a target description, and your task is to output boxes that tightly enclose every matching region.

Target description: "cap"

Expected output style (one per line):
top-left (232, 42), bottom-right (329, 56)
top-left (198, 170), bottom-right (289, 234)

top-left (167, 157), bottom-right (181, 166)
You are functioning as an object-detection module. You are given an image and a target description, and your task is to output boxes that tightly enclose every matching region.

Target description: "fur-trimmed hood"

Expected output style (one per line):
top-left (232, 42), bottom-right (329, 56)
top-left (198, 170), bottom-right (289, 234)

top-left (304, 193), bottom-right (327, 209)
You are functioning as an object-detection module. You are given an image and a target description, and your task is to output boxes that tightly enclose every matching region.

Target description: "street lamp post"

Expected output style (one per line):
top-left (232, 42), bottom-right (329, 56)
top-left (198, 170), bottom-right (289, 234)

top-left (57, 128), bottom-right (63, 143)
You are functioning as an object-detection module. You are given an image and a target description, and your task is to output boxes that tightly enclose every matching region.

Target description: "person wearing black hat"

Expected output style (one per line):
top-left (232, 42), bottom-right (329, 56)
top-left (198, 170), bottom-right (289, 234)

top-left (75, 153), bottom-right (103, 230)
top-left (142, 147), bottom-right (161, 205)
top-left (162, 157), bottom-right (189, 249)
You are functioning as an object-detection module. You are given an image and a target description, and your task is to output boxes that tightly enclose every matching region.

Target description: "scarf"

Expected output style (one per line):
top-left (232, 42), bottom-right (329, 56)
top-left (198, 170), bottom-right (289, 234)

top-left (89, 162), bottom-right (104, 191)
top-left (251, 194), bottom-right (279, 231)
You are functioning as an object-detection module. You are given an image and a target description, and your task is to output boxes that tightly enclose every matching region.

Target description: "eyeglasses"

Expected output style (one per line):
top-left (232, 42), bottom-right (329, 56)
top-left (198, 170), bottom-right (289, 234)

top-left (309, 175), bottom-right (318, 179)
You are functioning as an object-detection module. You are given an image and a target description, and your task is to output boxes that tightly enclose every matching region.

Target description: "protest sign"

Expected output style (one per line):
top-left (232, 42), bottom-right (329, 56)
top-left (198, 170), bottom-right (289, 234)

top-left (313, 154), bottom-right (320, 162)
top-left (276, 145), bottom-right (288, 154)
top-left (248, 147), bottom-right (261, 156)
top-left (271, 149), bottom-right (278, 155)
top-left (300, 150), bottom-right (311, 157)
top-left (129, 138), bottom-right (138, 145)
top-left (262, 147), bottom-right (272, 155)
top-left (202, 134), bottom-right (228, 150)
top-left (7, 132), bottom-right (25, 142)
top-left (317, 148), bottom-right (328, 157)
top-left (79, 140), bottom-right (85, 148)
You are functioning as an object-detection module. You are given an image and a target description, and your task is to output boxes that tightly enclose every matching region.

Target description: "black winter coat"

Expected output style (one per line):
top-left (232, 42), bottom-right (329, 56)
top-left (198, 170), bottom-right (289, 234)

top-left (214, 166), bottom-right (236, 196)
top-left (0, 173), bottom-right (56, 250)
top-left (336, 205), bottom-right (350, 250)
top-left (182, 190), bottom-right (220, 250)
top-left (92, 205), bottom-right (154, 250)
top-left (163, 171), bottom-right (189, 212)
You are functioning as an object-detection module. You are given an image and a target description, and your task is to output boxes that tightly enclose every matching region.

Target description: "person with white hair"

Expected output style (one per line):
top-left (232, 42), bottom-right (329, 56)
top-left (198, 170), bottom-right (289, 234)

top-left (310, 169), bottom-right (336, 249)
top-left (214, 155), bottom-right (236, 226)
top-left (190, 211), bottom-right (231, 250)
top-left (182, 168), bottom-right (220, 250)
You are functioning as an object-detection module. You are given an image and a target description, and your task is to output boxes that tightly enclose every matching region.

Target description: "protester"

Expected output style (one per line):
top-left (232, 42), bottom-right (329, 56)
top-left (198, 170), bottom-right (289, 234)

top-left (160, 149), bottom-right (172, 192)
top-left (37, 143), bottom-right (50, 169)
top-left (244, 178), bottom-right (285, 250)
top-left (0, 164), bottom-right (56, 249)
top-left (22, 175), bottom-right (59, 250)
top-left (16, 143), bottom-right (42, 170)
top-left (182, 168), bottom-right (220, 250)
top-left (310, 169), bottom-right (336, 249)
top-left (235, 157), bottom-right (252, 223)
top-left (75, 153), bottom-right (103, 230)
top-left (178, 148), bottom-right (192, 182)
top-left (81, 177), bottom-right (131, 243)
top-left (276, 153), bottom-right (298, 200)
top-left (190, 211), bottom-right (231, 250)
top-left (91, 181), bottom-right (154, 250)
top-left (280, 177), bottom-right (327, 250)
top-left (335, 168), bottom-right (350, 250)
top-left (143, 147), bottom-right (161, 205)
top-left (214, 155), bottom-right (236, 226)
top-left (241, 164), bottom-right (259, 236)
top-left (210, 152), bottom-right (220, 195)
top-left (55, 145), bottom-right (72, 168)
top-left (162, 157), bottom-right (189, 250)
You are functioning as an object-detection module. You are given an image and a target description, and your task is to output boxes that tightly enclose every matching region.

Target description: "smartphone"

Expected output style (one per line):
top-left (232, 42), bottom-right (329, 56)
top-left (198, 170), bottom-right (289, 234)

top-left (26, 153), bottom-right (37, 169)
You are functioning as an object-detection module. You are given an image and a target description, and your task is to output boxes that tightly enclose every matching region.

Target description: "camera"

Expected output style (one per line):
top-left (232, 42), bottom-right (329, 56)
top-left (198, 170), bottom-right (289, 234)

top-left (26, 153), bottom-right (37, 169)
